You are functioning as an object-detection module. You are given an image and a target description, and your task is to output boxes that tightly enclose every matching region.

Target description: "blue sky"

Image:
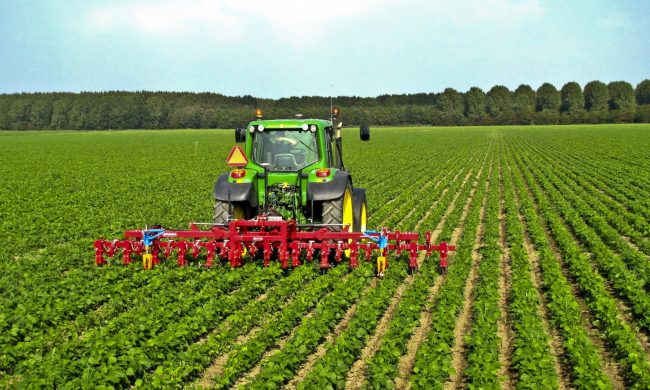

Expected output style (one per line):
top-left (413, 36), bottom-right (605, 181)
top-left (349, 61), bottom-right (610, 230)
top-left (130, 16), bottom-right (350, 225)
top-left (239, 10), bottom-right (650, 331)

top-left (0, 0), bottom-right (648, 98)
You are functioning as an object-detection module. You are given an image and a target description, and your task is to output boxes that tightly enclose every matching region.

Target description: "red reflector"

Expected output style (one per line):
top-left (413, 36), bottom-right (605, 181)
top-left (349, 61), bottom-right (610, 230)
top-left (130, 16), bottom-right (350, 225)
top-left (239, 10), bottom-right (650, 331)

top-left (230, 169), bottom-right (246, 179)
top-left (316, 168), bottom-right (330, 178)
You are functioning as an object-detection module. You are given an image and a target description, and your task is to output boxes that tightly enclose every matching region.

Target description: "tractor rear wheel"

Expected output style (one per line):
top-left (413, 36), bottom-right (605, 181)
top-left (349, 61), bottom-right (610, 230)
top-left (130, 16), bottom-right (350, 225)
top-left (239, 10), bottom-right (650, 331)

top-left (322, 186), bottom-right (353, 231)
top-left (213, 201), bottom-right (247, 224)
top-left (352, 188), bottom-right (367, 232)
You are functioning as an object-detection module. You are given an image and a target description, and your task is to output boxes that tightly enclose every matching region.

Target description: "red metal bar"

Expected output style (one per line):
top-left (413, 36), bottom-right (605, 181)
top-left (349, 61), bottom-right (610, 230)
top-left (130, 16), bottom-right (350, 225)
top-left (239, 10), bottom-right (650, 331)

top-left (95, 218), bottom-right (456, 271)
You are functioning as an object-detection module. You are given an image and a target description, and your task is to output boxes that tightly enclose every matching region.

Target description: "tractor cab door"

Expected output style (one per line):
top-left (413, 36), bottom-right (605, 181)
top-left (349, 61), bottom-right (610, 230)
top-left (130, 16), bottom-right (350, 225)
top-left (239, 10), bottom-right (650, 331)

top-left (326, 128), bottom-right (343, 170)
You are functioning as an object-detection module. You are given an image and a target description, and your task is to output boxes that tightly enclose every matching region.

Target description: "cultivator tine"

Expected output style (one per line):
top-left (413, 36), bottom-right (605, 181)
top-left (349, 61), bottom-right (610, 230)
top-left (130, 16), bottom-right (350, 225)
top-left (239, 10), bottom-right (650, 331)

top-left (349, 242), bottom-right (359, 268)
top-left (319, 244), bottom-right (330, 271)
top-left (290, 241), bottom-right (300, 268)
top-left (263, 241), bottom-right (271, 267)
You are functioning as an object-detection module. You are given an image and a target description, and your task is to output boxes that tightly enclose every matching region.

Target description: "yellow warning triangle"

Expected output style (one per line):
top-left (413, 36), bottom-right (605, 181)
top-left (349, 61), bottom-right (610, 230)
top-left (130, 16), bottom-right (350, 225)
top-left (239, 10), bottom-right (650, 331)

top-left (226, 146), bottom-right (248, 167)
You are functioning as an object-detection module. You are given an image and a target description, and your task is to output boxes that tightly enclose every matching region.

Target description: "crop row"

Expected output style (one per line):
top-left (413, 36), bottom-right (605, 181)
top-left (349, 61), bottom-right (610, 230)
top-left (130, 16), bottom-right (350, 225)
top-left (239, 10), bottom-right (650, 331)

top-left (501, 157), bottom-right (559, 388)
top-left (2, 264), bottom-right (212, 374)
top-left (519, 137), bottom-right (650, 252)
top-left (409, 154), bottom-right (490, 388)
top-left (507, 147), bottom-right (611, 388)
top-left (520, 138), bottom-right (650, 269)
top-left (462, 158), bottom-right (504, 388)
top-left (360, 143), bottom-right (490, 388)
top-left (8, 262), bottom-right (281, 387)
top-left (217, 261), bottom-right (375, 388)
top-left (518, 132), bottom-right (650, 229)
top-left (518, 147), bottom-right (650, 330)
top-left (294, 256), bottom-right (409, 388)
top-left (138, 261), bottom-right (320, 387)
top-left (509, 140), bottom-right (650, 388)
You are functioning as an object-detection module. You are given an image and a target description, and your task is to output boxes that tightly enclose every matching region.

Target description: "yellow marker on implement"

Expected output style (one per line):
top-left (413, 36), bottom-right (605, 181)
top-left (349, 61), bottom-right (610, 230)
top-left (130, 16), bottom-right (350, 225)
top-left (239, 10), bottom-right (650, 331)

top-left (143, 245), bottom-right (153, 270)
top-left (376, 256), bottom-right (387, 276)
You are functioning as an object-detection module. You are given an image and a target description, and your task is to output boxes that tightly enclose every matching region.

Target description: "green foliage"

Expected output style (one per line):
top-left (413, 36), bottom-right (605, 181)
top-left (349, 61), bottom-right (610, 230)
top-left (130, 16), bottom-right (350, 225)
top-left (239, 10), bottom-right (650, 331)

top-left (560, 82), bottom-right (584, 113)
top-left (1, 126), bottom-right (650, 388)
top-left (1, 79), bottom-right (646, 131)
top-left (636, 79), bottom-right (650, 105)
top-left (513, 84), bottom-right (536, 124)
top-left (584, 80), bottom-right (609, 112)
top-left (487, 85), bottom-right (514, 123)
top-left (535, 83), bottom-right (560, 112)
top-left (464, 87), bottom-right (487, 122)
top-left (608, 81), bottom-right (636, 111)
top-left (437, 88), bottom-right (465, 125)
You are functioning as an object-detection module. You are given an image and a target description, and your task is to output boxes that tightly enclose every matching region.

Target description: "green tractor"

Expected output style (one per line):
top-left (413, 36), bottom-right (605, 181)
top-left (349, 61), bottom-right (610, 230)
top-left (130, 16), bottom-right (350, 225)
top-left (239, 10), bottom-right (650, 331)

top-left (213, 109), bottom-right (370, 233)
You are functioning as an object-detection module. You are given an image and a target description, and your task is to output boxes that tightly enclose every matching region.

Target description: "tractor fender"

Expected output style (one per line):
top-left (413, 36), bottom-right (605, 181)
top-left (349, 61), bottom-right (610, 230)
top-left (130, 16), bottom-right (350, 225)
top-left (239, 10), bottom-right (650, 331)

top-left (307, 170), bottom-right (351, 201)
top-left (213, 173), bottom-right (258, 207)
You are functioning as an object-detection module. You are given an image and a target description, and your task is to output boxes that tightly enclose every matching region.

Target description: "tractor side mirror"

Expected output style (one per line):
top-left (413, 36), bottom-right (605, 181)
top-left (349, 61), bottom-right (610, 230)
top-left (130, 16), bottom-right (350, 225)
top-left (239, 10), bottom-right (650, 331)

top-left (360, 125), bottom-right (370, 141)
top-left (235, 127), bottom-right (246, 143)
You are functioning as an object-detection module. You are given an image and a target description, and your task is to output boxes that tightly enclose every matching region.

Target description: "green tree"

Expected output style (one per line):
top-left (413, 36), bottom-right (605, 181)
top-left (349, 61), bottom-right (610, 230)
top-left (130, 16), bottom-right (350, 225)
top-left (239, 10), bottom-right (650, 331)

top-left (607, 81), bottom-right (635, 110)
top-left (608, 81), bottom-right (636, 123)
top-left (464, 87), bottom-right (486, 122)
top-left (201, 108), bottom-right (217, 128)
top-left (535, 83), bottom-right (560, 112)
top-left (7, 97), bottom-right (32, 130)
top-left (583, 80), bottom-right (609, 111)
top-left (486, 85), bottom-right (513, 123)
top-left (513, 84), bottom-right (535, 124)
top-left (51, 97), bottom-right (72, 129)
top-left (170, 105), bottom-right (204, 128)
top-left (560, 82), bottom-right (584, 113)
top-left (436, 88), bottom-right (464, 125)
top-left (29, 97), bottom-right (53, 129)
top-left (0, 96), bottom-right (10, 129)
top-left (636, 79), bottom-right (650, 105)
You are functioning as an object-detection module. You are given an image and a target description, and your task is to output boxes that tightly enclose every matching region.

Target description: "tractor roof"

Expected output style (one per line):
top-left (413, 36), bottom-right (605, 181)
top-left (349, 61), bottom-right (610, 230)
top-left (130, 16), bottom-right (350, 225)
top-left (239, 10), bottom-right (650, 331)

top-left (248, 118), bottom-right (333, 129)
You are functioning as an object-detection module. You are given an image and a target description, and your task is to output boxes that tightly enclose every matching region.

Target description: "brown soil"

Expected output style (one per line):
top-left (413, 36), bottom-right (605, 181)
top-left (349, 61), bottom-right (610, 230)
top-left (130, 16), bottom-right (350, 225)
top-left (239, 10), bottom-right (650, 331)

top-left (496, 169), bottom-right (515, 390)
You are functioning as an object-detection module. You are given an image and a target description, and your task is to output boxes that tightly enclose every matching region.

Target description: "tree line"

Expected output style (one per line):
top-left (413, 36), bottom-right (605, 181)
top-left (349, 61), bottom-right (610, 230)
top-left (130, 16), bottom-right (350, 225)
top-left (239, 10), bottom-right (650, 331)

top-left (1, 79), bottom-right (649, 130)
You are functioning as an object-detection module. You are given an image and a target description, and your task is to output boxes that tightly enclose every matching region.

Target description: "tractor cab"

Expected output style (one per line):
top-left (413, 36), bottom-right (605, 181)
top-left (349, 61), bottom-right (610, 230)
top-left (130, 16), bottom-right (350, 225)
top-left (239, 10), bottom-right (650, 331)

top-left (251, 128), bottom-right (319, 171)
top-left (216, 109), bottom-right (369, 229)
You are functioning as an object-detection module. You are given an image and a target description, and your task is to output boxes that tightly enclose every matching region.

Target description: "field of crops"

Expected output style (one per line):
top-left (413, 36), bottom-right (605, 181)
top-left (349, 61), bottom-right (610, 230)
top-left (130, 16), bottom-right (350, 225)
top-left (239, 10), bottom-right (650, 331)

top-left (1, 124), bottom-right (649, 389)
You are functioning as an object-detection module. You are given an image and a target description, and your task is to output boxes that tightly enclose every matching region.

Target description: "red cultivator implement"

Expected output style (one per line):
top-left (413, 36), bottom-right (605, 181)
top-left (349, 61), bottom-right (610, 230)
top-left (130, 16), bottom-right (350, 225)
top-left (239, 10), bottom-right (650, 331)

top-left (94, 215), bottom-right (454, 275)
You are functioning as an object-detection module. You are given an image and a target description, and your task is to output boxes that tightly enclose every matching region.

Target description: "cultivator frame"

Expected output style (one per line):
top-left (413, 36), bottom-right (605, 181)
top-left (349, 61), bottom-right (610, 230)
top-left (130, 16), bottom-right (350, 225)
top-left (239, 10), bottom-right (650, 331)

top-left (94, 215), bottom-right (455, 274)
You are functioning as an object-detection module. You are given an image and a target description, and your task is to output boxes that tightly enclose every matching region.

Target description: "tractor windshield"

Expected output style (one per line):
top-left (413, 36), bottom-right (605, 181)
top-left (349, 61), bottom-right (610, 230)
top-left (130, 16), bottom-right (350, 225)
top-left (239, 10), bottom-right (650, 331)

top-left (252, 129), bottom-right (319, 171)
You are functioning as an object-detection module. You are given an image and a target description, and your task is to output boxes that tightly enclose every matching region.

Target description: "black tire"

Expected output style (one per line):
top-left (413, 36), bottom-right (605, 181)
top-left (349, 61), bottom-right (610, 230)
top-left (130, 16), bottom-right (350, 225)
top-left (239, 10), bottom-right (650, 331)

top-left (213, 201), bottom-right (247, 224)
top-left (322, 185), bottom-right (353, 231)
top-left (352, 188), bottom-right (367, 232)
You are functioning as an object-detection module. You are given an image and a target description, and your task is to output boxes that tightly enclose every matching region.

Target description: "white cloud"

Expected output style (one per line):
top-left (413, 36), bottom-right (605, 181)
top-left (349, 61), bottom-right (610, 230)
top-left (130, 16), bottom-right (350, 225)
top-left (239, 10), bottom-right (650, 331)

top-left (85, 0), bottom-right (389, 45)
top-left (411, 0), bottom-right (543, 28)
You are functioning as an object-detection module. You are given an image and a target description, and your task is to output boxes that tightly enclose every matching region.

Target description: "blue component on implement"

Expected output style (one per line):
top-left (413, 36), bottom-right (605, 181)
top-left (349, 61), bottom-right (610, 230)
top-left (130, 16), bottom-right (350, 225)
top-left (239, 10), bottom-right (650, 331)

top-left (143, 228), bottom-right (165, 247)
top-left (361, 230), bottom-right (388, 250)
